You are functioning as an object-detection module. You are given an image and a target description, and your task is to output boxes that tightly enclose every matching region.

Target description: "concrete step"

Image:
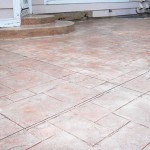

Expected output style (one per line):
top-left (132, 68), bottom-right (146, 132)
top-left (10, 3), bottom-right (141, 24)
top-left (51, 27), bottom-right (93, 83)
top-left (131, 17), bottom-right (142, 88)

top-left (21, 15), bottom-right (55, 25)
top-left (0, 21), bottom-right (75, 39)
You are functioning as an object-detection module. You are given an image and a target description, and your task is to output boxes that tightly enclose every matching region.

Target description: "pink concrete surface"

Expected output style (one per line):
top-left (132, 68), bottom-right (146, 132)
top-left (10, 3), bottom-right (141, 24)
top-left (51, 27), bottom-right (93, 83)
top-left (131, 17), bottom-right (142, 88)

top-left (0, 18), bottom-right (150, 149)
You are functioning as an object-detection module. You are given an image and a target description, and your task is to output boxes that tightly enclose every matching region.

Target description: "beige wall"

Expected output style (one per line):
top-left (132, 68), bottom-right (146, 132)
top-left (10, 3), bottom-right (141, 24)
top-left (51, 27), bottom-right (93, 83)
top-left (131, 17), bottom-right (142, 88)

top-left (0, 0), bottom-right (14, 19)
top-left (32, 0), bottom-right (150, 17)
top-left (33, 0), bottom-right (138, 14)
top-left (0, 0), bottom-right (149, 20)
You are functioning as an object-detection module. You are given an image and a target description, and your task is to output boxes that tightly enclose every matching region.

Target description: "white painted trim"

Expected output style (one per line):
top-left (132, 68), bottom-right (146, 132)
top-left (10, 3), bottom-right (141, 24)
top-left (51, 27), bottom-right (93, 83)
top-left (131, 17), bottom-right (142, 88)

top-left (0, 18), bottom-right (20, 27)
top-left (44, 0), bottom-right (47, 5)
top-left (29, 0), bottom-right (33, 14)
top-left (0, 0), bottom-right (21, 27)
top-left (33, 2), bottom-right (139, 14)
top-left (13, 0), bottom-right (21, 18)
top-left (45, 0), bottom-right (129, 4)
top-left (93, 8), bottom-right (136, 17)
top-left (21, 0), bottom-right (32, 14)
top-left (21, 0), bottom-right (33, 17)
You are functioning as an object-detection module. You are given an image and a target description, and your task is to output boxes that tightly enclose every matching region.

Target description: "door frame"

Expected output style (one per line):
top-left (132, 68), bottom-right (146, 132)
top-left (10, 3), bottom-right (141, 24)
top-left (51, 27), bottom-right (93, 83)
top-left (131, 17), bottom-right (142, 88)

top-left (21, 0), bottom-right (32, 16)
top-left (0, 0), bottom-right (32, 27)
top-left (0, 0), bottom-right (21, 27)
top-left (21, 0), bottom-right (32, 14)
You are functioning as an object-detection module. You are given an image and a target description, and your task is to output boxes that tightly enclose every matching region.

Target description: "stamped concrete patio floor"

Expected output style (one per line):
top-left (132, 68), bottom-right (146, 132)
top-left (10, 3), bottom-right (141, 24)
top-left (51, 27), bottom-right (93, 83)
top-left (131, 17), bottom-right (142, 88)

top-left (0, 18), bottom-right (150, 150)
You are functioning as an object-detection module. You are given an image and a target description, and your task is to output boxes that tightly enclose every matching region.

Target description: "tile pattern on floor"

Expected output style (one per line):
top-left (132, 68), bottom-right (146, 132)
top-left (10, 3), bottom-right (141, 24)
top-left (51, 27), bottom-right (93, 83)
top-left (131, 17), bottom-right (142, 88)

top-left (92, 86), bottom-right (141, 111)
top-left (0, 118), bottom-right (22, 140)
top-left (50, 112), bottom-right (129, 146)
top-left (115, 94), bottom-right (150, 128)
top-left (1, 94), bottom-right (72, 127)
top-left (0, 17), bottom-right (150, 150)
top-left (98, 122), bottom-right (150, 150)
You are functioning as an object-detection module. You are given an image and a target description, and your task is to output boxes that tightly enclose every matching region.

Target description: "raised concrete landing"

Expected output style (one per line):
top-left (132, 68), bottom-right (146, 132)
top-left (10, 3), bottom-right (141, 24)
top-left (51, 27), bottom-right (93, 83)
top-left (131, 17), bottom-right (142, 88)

top-left (0, 15), bottom-right (75, 39)
top-left (21, 15), bottom-right (55, 25)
